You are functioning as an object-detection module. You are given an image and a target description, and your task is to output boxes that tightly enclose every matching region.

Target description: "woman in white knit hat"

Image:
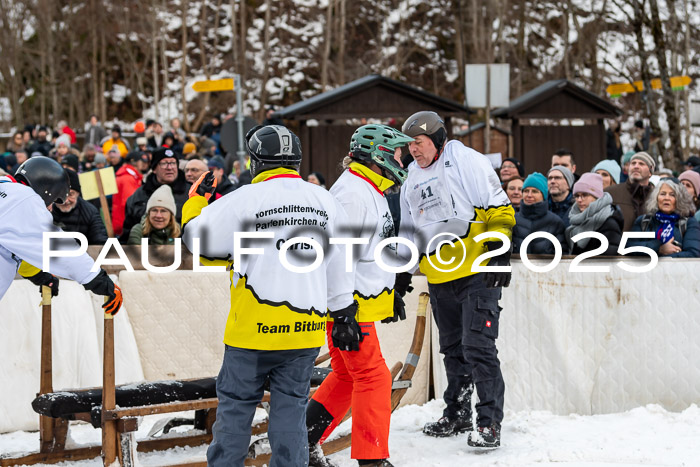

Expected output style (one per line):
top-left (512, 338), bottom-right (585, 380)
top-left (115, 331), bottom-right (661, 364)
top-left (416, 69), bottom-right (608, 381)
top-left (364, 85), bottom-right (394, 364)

top-left (128, 184), bottom-right (181, 245)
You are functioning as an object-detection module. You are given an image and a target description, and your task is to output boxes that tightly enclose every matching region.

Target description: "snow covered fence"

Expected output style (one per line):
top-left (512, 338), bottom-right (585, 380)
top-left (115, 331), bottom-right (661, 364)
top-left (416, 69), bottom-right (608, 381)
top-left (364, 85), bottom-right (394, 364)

top-left (433, 258), bottom-right (700, 416)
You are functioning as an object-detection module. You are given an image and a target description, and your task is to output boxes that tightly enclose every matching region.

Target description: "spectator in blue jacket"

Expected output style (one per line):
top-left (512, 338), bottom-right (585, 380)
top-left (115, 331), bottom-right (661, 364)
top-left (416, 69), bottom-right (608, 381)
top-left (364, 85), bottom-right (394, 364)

top-left (629, 179), bottom-right (700, 258)
top-left (513, 172), bottom-right (566, 255)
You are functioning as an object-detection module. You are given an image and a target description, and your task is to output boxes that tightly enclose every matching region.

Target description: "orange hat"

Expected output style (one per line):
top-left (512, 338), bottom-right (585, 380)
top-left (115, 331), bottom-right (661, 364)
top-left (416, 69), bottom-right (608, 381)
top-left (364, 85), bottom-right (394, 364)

top-left (133, 121), bottom-right (145, 133)
top-left (183, 142), bottom-right (197, 154)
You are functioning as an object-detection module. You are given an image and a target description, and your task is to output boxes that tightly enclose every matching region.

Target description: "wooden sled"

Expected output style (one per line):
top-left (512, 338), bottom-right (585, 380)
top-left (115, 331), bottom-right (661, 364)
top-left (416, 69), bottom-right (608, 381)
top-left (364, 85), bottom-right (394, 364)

top-left (245, 292), bottom-right (430, 467)
top-left (0, 289), bottom-right (429, 467)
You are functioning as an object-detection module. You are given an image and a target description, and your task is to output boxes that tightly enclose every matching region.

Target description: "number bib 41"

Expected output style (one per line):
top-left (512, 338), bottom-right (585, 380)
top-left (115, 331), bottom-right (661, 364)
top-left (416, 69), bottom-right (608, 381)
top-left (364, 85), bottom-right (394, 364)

top-left (406, 161), bottom-right (457, 227)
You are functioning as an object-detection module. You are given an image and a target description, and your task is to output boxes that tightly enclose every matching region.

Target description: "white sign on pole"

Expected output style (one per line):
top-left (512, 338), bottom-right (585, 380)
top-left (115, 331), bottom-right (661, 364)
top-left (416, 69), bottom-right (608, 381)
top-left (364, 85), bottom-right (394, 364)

top-left (465, 64), bottom-right (487, 108)
top-left (489, 64), bottom-right (510, 107)
top-left (691, 100), bottom-right (700, 127)
top-left (465, 64), bottom-right (510, 109)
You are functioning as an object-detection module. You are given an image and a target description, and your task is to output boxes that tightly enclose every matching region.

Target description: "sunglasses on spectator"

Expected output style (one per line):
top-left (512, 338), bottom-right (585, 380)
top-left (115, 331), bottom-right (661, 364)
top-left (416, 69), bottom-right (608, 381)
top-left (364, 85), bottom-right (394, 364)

top-left (501, 164), bottom-right (517, 169)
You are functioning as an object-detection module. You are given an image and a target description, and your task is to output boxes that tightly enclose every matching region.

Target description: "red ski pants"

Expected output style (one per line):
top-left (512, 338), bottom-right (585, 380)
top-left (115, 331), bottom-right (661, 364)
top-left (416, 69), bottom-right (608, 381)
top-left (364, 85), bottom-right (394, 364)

top-left (311, 321), bottom-right (392, 460)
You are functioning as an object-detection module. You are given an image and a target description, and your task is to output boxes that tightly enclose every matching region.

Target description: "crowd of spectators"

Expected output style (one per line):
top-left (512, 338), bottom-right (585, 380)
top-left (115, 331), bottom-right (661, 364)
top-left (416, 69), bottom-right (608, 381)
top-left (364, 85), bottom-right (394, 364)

top-left (1, 114), bottom-right (699, 259)
top-left (0, 113), bottom-right (261, 246)
top-left (500, 142), bottom-right (700, 258)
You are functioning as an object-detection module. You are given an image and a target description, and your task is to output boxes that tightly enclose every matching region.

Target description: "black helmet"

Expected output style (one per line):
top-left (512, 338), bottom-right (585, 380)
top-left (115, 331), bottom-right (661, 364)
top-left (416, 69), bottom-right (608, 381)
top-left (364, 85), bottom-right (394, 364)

top-left (14, 156), bottom-right (70, 206)
top-left (245, 125), bottom-right (302, 177)
top-left (401, 111), bottom-right (447, 153)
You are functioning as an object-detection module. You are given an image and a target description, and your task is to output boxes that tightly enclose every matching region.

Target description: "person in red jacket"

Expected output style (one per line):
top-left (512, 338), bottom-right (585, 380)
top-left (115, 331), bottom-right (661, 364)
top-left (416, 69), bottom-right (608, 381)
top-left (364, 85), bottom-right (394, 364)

top-left (112, 151), bottom-right (143, 236)
top-left (56, 120), bottom-right (77, 144)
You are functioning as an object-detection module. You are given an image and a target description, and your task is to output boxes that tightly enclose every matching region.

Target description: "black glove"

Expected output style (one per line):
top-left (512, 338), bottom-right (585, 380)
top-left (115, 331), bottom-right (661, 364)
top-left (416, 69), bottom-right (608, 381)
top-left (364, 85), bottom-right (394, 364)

top-left (188, 171), bottom-right (217, 201)
top-left (483, 241), bottom-right (512, 288)
top-left (26, 271), bottom-right (59, 297)
top-left (83, 269), bottom-right (123, 316)
top-left (329, 301), bottom-right (363, 351)
top-left (382, 292), bottom-right (406, 324)
top-left (393, 272), bottom-right (414, 298)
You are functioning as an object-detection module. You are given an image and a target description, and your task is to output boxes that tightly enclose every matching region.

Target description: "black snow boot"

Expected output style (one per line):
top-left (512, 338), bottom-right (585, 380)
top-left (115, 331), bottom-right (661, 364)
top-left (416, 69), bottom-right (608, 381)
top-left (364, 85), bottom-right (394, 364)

top-left (358, 460), bottom-right (394, 467)
top-left (467, 423), bottom-right (501, 448)
top-left (423, 411), bottom-right (473, 437)
top-left (309, 443), bottom-right (336, 467)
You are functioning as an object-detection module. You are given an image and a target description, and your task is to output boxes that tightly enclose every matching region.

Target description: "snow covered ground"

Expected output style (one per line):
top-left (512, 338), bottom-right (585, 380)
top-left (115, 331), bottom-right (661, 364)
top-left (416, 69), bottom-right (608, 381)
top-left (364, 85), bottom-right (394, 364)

top-left (2, 400), bottom-right (699, 466)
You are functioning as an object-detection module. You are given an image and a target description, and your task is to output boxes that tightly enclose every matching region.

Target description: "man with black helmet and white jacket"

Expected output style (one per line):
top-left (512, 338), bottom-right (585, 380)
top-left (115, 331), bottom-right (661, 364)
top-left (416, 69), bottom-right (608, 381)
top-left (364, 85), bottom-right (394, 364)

top-left (182, 125), bottom-right (357, 467)
top-left (305, 124), bottom-right (413, 467)
top-left (395, 111), bottom-right (515, 448)
top-left (0, 156), bottom-right (122, 314)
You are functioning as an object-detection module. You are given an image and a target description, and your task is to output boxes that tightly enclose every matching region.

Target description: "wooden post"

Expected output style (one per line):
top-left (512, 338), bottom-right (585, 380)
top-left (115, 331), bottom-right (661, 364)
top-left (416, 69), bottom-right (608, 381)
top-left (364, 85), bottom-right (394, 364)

top-left (95, 169), bottom-right (114, 237)
top-left (102, 303), bottom-right (118, 465)
top-left (39, 286), bottom-right (54, 453)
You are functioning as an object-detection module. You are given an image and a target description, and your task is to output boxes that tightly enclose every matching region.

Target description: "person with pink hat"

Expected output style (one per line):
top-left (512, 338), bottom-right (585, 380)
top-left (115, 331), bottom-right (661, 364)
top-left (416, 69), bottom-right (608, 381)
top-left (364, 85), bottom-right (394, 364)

top-left (566, 172), bottom-right (624, 255)
top-left (678, 170), bottom-right (700, 221)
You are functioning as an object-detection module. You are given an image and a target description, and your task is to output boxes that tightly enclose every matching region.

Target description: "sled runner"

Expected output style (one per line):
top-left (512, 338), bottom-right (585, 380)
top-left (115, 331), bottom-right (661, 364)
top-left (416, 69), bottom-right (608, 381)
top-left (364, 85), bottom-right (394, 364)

top-left (0, 288), bottom-right (428, 466)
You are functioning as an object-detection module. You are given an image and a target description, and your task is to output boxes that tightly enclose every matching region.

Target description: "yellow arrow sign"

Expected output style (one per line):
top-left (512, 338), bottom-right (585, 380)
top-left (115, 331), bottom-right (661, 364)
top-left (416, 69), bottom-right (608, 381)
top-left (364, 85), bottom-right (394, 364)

top-left (192, 78), bottom-right (234, 93)
top-left (607, 76), bottom-right (692, 96)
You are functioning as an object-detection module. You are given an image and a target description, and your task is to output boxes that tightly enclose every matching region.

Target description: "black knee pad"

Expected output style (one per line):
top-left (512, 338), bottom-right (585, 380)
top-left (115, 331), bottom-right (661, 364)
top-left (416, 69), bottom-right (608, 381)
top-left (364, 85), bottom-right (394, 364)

top-left (306, 399), bottom-right (334, 446)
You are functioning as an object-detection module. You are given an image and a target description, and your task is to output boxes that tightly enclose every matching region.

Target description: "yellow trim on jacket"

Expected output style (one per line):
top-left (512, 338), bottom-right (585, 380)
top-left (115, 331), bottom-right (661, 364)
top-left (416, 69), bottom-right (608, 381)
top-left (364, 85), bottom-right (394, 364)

top-left (225, 273), bottom-right (327, 350)
top-left (348, 162), bottom-right (395, 193)
top-left (419, 204), bottom-right (516, 284)
top-left (251, 167), bottom-right (301, 184)
top-left (18, 261), bottom-right (41, 278)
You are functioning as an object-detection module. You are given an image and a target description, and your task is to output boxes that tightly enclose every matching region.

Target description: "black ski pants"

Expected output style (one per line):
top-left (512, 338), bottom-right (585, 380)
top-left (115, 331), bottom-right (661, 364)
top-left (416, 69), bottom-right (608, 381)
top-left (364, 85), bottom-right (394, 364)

top-left (428, 273), bottom-right (504, 427)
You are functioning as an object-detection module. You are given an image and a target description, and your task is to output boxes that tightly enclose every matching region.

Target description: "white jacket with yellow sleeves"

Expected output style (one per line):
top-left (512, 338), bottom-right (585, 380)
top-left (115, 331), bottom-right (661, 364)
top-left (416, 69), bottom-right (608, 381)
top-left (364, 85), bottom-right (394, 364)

top-left (181, 168), bottom-right (354, 351)
top-left (399, 140), bottom-right (516, 284)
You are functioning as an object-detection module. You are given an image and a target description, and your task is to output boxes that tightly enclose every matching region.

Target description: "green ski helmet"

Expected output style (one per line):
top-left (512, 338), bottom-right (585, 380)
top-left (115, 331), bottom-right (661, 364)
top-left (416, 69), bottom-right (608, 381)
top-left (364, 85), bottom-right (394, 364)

top-left (349, 124), bottom-right (413, 185)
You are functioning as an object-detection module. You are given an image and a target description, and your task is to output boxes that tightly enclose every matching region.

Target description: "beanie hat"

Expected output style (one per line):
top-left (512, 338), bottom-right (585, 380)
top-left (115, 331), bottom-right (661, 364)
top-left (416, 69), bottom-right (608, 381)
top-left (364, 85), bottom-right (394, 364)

top-left (150, 147), bottom-right (177, 170)
top-left (622, 150), bottom-right (635, 165)
top-left (182, 142), bottom-right (197, 154)
top-left (136, 137), bottom-right (148, 146)
top-left (62, 153), bottom-right (80, 172)
top-left (522, 172), bottom-right (548, 199)
top-left (630, 151), bottom-right (656, 172)
top-left (502, 157), bottom-right (525, 177)
top-left (126, 151), bottom-right (142, 163)
top-left (548, 165), bottom-right (574, 189)
top-left (208, 155), bottom-right (225, 170)
top-left (683, 156), bottom-right (700, 168)
top-left (592, 159), bottom-right (621, 184)
top-left (146, 184), bottom-right (176, 215)
top-left (94, 153), bottom-right (107, 165)
top-left (573, 173), bottom-right (604, 199)
top-left (54, 134), bottom-right (71, 148)
top-left (111, 125), bottom-right (121, 134)
top-left (65, 168), bottom-right (81, 194)
top-left (679, 170), bottom-right (700, 196)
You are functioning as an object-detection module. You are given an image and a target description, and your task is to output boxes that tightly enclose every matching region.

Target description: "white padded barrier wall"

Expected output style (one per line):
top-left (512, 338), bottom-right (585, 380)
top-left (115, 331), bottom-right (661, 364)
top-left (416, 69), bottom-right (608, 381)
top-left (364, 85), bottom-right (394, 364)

top-left (432, 258), bottom-right (700, 415)
top-left (121, 271), bottom-right (432, 407)
top-left (0, 272), bottom-right (431, 434)
top-left (0, 276), bottom-right (143, 433)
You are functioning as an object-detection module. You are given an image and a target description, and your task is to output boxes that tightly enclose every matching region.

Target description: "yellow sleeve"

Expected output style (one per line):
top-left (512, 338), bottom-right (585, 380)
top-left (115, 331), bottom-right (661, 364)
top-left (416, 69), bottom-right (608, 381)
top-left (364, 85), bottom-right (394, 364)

top-left (475, 205), bottom-right (516, 242)
top-left (182, 196), bottom-right (231, 268)
top-left (182, 196), bottom-right (208, 226)
top-left (18, 261), bottom-right (42, 278)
